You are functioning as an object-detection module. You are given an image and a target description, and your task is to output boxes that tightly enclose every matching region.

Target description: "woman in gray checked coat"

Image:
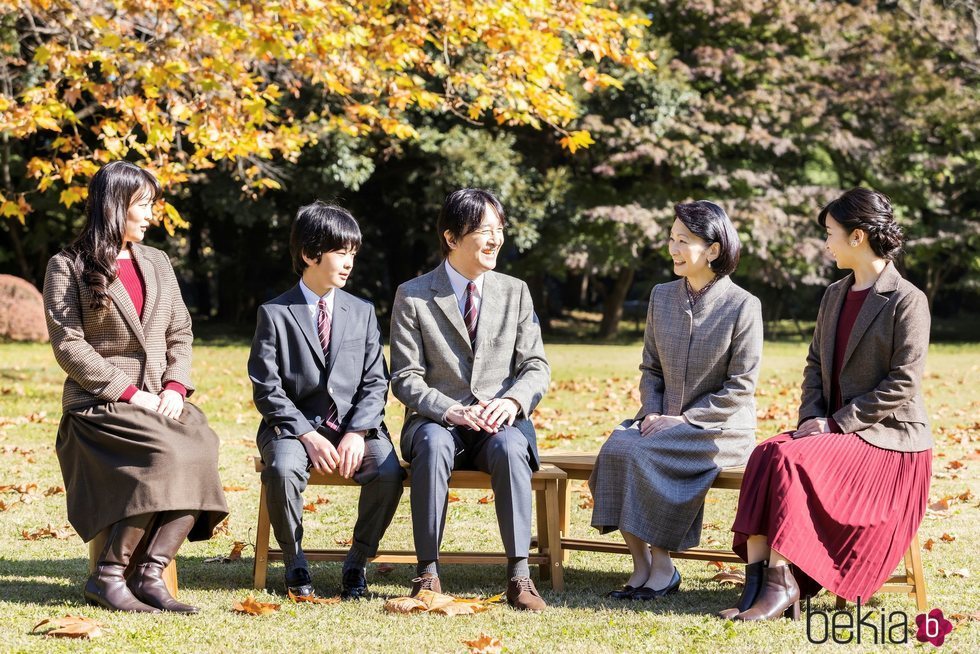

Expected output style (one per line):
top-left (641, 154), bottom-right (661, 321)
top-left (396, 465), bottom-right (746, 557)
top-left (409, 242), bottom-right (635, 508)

top-left (43, 162), bottom-right (227, 614)
top-left (590, 201), bottom-right (763, 600)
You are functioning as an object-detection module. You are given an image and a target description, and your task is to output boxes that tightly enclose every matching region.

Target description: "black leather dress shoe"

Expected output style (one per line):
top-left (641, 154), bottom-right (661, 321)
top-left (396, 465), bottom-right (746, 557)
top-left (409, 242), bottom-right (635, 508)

top-left (605, 584), bottom-right (638, 600)
top-left (340, 568), bottom-right (368, 600)
top-left (285, 568), bottom-right (315, 599)
top-left (632, 568), bottom-right (681, 600)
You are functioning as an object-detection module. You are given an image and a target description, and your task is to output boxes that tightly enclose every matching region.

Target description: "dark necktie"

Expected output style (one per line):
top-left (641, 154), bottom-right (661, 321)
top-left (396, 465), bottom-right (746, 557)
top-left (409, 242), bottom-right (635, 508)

top-left (463, 281), bottom-right (479, 349)
top-left (316, 297), bottom-right (340, 431)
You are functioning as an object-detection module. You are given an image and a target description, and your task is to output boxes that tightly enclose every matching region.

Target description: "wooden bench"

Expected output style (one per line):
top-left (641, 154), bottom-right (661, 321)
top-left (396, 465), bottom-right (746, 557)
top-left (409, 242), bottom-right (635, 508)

top-left (539, 451), bottom-right (928, 610)
top-left (253, 457), bottom-right (566, 591)
top-left (87, 531), bottom-right (178, 598)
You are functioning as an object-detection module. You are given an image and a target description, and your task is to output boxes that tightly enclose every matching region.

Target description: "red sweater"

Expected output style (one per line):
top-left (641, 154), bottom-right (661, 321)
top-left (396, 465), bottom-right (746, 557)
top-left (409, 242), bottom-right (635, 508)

top-left (116, 258), bottom-right (187, 402)
top-left (828, 285), bottom-right (871, 432)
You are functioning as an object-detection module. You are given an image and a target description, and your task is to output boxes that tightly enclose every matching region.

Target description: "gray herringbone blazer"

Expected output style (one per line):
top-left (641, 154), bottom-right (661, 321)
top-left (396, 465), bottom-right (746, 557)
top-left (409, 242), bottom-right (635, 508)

top-left (799, 261), bottom-right (932, 452)
top-left (43, 244), bottom-right (194, 410)
top-left (389, 264), bottom-right (550, 464)
top-left (637, 276), bottom-right (763, 434)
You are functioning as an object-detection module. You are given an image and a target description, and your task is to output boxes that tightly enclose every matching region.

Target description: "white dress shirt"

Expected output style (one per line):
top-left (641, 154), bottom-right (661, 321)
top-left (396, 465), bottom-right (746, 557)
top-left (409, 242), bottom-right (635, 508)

top-left (444, 260), bottom-right (483, 318)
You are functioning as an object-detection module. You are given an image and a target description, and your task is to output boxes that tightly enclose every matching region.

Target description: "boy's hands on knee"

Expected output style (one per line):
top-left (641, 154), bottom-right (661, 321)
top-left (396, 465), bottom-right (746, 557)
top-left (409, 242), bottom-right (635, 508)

top-left (337, 432), bottom-right (366, 478)
top-left (299, 430), bottom-right (340, 474)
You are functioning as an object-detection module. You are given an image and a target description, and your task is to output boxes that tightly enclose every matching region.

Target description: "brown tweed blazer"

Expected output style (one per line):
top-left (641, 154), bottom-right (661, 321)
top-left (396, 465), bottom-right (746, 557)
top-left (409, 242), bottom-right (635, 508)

top-left (798, 261), bottom-right (932, 452)
top-left (43, 244), bottom-right (195, 410)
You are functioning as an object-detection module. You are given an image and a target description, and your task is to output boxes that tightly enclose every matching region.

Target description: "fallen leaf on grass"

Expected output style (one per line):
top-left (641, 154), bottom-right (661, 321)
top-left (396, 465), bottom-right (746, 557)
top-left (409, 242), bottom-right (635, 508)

top-left (288, 590), bottom-right (341, 604)
top-left (463, 633), bottom-right (503, 654)
top-left (335, 537), bottom-right (353, 546)
top-left (478, 493), bottom-right (494, 504)
top-left (205, 541), bottom-right (247, 563)
top-left (22, 524), bottom-right (74, 540)
top-left (0, 500), bottom-right (8, 512)
top-left (946, 460), bottom-right (964, 470)
top-left (0, 482), bottom-right (37, 495)
top-left (313, 495), bottom-right (330, 505)
top-left (384, 589), bottom-right (498, 616)
top-left (958, 489), bottom-right (973, 502)
top-left (32, 615), bottom-right (105, 639)
top-left (374, 563), bottom-right (395, 576)
top-left (223, 484), bottom-right (247, 492)
top-left (303, 502), bottom-right (317, 513)
top-left (941, 533), bottom-right (956, 543)
top-left (707, 560), bottom-right (726, 570)
top-left (928, 497), bottom-right (951, 512)
top-left (213, 517), bottom-right (231, 535)
top-left (950, 611), bottom-right (980, 630)
top-left (711, 569), bottom-right (745, 586)
top-left (924, 538), bottom-right (936, 551)
top-left (938, 568), bottom-right (970, 578)
top-left (578, 496), bottom-right (594, 509)
top-left (43, 486), bottom-right (64, 496)
top-left (448, 491), bottom-right (462, 503)
top-left (232, 596), bottom-right (280, 615)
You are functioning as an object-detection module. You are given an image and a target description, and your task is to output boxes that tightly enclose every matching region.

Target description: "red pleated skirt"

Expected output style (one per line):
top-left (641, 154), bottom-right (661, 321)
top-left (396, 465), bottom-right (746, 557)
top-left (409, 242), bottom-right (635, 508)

top-left (731, 432), bottom-right (931, 602)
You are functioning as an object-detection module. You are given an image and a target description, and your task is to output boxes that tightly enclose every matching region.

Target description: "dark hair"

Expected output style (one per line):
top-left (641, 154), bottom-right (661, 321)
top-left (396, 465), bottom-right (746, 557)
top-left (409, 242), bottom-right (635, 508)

top-left (818, 188), bottom-right (903, 260)
top-left (67, 161), bottom-right (162, 310)
top-left (673, 200), bottom-right (741, 276)
top-left (290, 201), bottom-right (362, 276)
top-left (437, 188), bottom-right (506, 257)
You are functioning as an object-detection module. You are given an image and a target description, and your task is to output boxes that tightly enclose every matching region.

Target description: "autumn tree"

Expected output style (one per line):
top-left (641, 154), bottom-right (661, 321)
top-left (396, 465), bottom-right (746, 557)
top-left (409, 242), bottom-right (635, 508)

top-left (0, 0), bottom-right (652, 282)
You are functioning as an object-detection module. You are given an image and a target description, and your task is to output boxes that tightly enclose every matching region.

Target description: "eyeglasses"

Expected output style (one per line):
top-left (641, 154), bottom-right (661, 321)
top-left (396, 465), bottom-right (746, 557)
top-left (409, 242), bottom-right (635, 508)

top-left (471, 227), bottom-right (505, 239)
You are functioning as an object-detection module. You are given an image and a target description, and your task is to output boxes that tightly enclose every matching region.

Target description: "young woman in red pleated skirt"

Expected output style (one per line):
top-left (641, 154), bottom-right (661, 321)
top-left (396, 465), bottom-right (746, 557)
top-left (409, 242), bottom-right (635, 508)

top-left (723, 188), bottom-right (932, 621)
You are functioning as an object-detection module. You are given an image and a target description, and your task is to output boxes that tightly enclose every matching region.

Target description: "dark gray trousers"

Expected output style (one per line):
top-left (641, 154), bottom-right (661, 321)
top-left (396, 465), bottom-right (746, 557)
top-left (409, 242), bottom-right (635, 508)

top-left (259, 429), bottom-right (404, 575)
top-left (408, 420), bottom-right (532, 560)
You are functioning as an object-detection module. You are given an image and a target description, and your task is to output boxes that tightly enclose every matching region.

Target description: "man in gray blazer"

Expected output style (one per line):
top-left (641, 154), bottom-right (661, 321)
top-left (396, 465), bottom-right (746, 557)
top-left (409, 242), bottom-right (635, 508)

top-left (389, 189), bottom-right (551, 611)
top-left (248, 202), bottom-right (403, 600)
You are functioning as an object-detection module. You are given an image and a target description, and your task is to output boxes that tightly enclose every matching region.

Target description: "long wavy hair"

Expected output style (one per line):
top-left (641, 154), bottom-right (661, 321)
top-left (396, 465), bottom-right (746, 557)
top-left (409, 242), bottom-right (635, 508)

top-left (66, 161), bottom-right (162, 310)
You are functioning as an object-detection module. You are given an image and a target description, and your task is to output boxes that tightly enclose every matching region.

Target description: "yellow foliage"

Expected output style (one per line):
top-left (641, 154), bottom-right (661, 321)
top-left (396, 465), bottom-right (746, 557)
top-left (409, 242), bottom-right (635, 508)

top-left (2, 0), bottom-right (652, 222)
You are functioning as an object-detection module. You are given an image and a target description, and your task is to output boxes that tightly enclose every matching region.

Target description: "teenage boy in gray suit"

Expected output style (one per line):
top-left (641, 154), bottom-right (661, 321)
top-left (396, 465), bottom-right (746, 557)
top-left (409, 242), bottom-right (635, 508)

top-left (389, 189), bottom-right (551, 611)
top-left (248, 202), bottom-right (403, 600)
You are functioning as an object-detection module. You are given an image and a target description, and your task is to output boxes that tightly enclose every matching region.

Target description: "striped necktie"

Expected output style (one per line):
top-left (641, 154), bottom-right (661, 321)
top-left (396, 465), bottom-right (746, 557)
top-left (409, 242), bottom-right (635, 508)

top-left (316, 296), bottom-right (340, 431)
top-left (463, 281), bottom-right (479, 349)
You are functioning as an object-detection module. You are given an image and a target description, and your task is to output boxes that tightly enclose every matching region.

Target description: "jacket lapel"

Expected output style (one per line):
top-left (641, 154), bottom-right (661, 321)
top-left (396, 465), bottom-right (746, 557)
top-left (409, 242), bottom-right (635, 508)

top-left (131, 245), bottom-right (160, 331)
top-left (285, 285), bottom-right (326, 369)
top-left (328, 290), bottom-right (350, 371)
top-left (474, 272), bottom-right (502, 354)
top-left (841, 263), bottom-right (902, 367)
top-left (108, 269), bottom-right (147, 350)
top-left (431, 264), bottom-right (472, 350)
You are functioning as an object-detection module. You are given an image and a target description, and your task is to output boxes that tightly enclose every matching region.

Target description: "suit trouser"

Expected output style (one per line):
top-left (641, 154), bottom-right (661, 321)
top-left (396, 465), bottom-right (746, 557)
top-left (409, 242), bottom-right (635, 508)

top-left (259, 429), bottom-right (404, 574)
top-left (408, 420), bottom-right (532, 560)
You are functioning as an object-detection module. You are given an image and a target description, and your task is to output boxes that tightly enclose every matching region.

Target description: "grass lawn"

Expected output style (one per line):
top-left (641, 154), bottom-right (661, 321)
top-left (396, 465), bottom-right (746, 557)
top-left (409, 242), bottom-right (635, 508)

top-left (0, 339), bottom-right (977, 653)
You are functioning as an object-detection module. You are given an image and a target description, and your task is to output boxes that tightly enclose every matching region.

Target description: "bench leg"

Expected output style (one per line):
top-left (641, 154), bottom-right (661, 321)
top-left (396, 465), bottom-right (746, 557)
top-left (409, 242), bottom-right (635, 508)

top-left (906, 533), bottom-right (927, 611)
top-left (544, 479), bottom-right (564, 592)
top-left (253, 482), bottom-right (271, 590)
top-left (536, 488), bottom-right (551, 583)
top-left (559, 478), bottom-right (571, 563)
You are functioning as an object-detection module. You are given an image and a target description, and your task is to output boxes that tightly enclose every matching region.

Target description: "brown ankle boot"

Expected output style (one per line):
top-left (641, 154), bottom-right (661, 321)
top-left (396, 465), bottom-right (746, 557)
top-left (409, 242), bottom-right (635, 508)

top-left (717, 560), bottom-right (766, 619)
top-left (127, 511), bottom-right (199, 614)
top-left (84, 515), bottom-right (160, 613)
top-left (735, 564), bottom-right (800, 621)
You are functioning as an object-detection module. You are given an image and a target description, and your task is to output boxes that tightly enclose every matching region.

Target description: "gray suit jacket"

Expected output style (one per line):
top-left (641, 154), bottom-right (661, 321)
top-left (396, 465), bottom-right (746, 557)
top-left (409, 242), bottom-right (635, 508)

top-left (637, 276), bottom-right (763, 434)
top-left (44, 244), bottom-right (194, 410)
top-left (799, 261), bottom-right (932, 452)
top-left (389, 264), bottom-right (550, 467)
top-left (248, 285), bottom-right (389, 449)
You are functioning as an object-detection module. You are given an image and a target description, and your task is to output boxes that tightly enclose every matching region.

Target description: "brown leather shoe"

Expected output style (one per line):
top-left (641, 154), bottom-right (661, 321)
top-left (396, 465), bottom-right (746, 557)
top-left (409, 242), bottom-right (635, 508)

top-left (506, 576), bottom-right (547, 612)
top-left (409, 573), bottom-right (442, 597)
top-left (735, 564), bottom-right (800, 621)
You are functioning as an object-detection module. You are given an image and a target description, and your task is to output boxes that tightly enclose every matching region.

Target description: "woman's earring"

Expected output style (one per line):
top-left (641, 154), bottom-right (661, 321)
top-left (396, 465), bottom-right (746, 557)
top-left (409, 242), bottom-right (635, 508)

top-left (850, 240), bottom-right (858, 247)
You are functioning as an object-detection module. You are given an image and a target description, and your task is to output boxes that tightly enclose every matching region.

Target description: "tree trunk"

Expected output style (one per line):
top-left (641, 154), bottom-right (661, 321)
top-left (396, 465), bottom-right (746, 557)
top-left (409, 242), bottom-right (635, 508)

top-left (598, 267), bottom-right (635, 339)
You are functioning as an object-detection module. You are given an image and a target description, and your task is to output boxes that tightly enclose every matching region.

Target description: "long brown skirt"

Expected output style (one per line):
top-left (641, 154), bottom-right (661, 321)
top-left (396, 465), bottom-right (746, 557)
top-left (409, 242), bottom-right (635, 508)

top-left (56, 401), bottom-right (228, 543)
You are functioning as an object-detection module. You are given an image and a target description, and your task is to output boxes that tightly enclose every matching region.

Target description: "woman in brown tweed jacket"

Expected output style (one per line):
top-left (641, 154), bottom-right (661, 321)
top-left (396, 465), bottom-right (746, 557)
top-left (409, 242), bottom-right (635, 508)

top-left (43, 162), bottom-right (227, 614)
top-left (590, 201), bottom-right (763, 600)
top-left (725, 188), bottom-right (932, 622)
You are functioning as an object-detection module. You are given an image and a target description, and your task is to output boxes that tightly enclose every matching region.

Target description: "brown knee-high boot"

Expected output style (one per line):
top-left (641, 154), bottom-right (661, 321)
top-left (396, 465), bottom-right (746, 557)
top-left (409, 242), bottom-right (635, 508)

top-left (717, 560), bottom-right (766, 619)
top-left (127, 511), bottom-right (200, 614)
top-left (84, 515), bottom-right (160, 613)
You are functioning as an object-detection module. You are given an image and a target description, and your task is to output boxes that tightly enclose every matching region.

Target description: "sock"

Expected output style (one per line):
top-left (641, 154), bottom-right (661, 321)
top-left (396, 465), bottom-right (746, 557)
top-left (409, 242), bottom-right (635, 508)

top-left (507, 557), bottom-right (530, 579)
top-left (416, 559), bottom-right (439, 577)
top-left (342, 544), bottom-right (368, 574)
